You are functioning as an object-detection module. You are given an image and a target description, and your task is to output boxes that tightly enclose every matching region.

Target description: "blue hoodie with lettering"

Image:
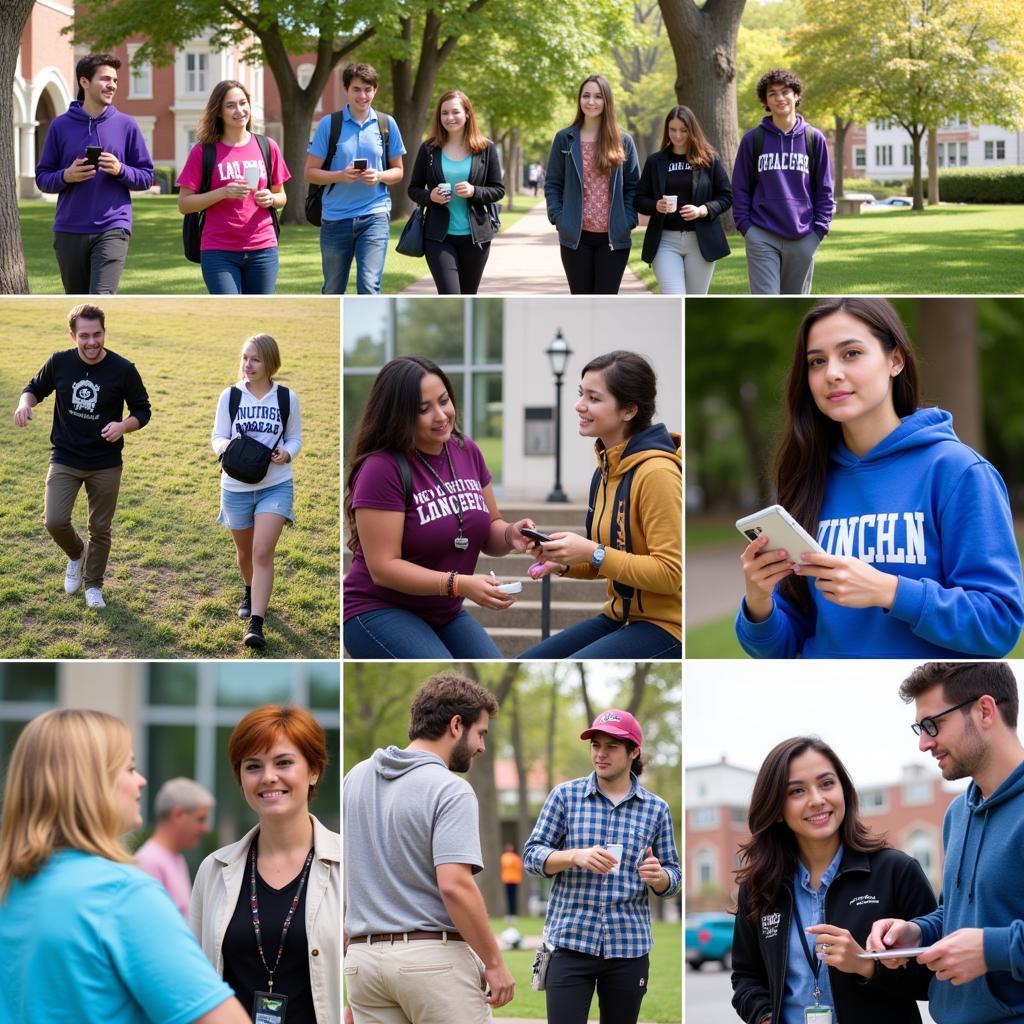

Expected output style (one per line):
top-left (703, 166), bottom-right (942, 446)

top-left (35, 102), bottom-right (154, 234)
top-left (735, 407), bottom-right (1024, 658)
top-left (912, 760), bottom-right (1024, 1024)
top-left (732, 114), bottom-right (833, 240)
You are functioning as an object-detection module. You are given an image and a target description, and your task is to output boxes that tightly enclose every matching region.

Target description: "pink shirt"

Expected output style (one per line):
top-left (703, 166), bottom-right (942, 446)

top-left (177, 135), bottom-right (290, 251)
top-left (134, 837), bottom-right (193, 917)
top-left (581, 140), bottom-right (611, 232)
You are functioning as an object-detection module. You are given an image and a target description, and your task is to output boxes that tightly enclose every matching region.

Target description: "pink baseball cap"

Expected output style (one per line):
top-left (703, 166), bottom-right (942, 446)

top-left (580, 709), bottom-right (643, 746)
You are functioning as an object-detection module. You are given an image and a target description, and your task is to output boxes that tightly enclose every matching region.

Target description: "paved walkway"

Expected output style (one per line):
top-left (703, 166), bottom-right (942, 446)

top-left (401, 199), bottom-right (651, 295)
top-left (687, 544), bottom-right (744, 627)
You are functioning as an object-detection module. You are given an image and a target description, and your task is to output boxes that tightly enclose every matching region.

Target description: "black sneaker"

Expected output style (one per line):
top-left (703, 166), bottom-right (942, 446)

top-left (238, 588), bottom-right (252, 619)
top-left (243, 620), bottom-right (266, 651)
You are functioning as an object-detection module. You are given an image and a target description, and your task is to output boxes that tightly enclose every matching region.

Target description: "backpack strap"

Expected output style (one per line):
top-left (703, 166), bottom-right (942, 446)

top-left (388, 449), bottom-right (413, 506)
top-left (323, 110), bottom-right (343, 195)
top-left (752, 123), bottom-right (817, 193)
top-left (253, 134), bottom-right (281, 241)
top-left (200, 142), bottom-right (216, 193)
top-left (229, 385), bottom-right (289, 450)
top-left (228, 385), bottom-right (241, 426)
top-left (584, 465), bottom-right (602, 539)
top-left (376, 111), bottom-right (391, 168)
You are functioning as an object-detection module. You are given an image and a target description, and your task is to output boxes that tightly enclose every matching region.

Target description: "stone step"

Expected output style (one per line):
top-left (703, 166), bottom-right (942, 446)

top-left (470, 599), bottom-right (602, 630)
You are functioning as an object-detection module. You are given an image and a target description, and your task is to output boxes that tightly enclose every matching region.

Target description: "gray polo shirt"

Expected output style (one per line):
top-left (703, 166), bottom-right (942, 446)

top-left (344, 746), bottom-right (483, 936)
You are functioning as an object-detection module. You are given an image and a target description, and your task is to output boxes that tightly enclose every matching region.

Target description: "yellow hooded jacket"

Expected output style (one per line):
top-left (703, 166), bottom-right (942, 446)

top-left (566, 423), bottom-right (682, 641)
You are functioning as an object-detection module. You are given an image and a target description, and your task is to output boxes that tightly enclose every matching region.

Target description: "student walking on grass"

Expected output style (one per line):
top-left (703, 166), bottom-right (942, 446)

top-left (12, 303), bottom-right (151, 610)
top-left (177, 80), bottom-right (290, 295)
top-left (212, 333), bottom-right (302, 651)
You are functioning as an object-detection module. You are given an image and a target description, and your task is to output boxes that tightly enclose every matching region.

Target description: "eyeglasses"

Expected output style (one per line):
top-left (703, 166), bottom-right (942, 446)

top-left (911, 696), bottom-right (1001, 737)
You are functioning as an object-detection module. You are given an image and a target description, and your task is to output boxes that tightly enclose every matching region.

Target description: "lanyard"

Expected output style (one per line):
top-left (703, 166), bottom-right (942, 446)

top-left (414, 443), bottom-right (468, 550)
top-left (790, 892), bottom-right (823, 1005)
top-left (249, 839), bottom-right (315, 993)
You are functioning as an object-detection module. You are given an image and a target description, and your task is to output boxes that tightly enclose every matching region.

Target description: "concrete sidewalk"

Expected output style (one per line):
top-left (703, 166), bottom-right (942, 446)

top-left (687, 544), bottom-right (745, 627)
top-left (401, 200), bottom-right (651, 295)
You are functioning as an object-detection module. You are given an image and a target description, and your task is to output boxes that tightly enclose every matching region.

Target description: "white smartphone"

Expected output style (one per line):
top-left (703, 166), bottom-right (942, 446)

top-left (857, 947), bottom-right (931, 960)
top-left (735, 504), bottom-right (824, 564)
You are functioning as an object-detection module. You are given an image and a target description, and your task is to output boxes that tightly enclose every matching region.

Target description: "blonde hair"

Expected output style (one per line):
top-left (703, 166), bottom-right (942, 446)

top-left (239, 333), bottom-right (281, 380)
top-left (0, 709), bottom-right (134, 900)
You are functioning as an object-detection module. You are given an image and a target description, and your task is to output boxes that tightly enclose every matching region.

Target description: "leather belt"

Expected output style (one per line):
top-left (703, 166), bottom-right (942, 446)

top-left (351, 930), bottom-right (465, 944)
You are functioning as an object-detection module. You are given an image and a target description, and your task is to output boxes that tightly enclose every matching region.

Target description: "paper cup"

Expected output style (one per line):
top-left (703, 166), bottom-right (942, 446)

top-left (438, 182), bottom-right (452, 199)
top-left (606, 844), bottom-right (624, 874)
top-left (497, 581), bottom-right (522, 594)
top-left (244, 166), bottom-right (260, 190)
top-left (662, 194), bottom-right (678, 212)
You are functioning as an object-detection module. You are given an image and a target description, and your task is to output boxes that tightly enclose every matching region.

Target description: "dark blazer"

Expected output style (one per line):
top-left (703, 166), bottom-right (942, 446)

top-left (731, 847), bottom-right (936, 1024)
top-left (408, 140), bottom-right (505, 245)
top-left (636, 148), bottom-right (732, 264)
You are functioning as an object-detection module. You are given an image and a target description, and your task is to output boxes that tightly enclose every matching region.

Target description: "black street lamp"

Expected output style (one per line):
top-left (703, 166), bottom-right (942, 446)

top-left (545, 329), bottom-right (573, 503)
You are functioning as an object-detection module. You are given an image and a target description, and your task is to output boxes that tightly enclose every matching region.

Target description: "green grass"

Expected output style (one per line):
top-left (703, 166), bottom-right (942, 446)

top-left (632, 204), bottom-right (1024, 294)
top-left (685, 521), bottom-right (740, 550)
top-left (18, 197), bottom-right (532, 295)
top-left (0, 298), bottom-right (339, 658)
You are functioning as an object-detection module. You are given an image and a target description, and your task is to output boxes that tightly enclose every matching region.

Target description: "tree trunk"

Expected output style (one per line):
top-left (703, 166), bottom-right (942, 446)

top-left (0, 0), bottom-right (35, 293)
top-left (916, 299), bottom-right (981, 450)
top-left (658, 0), bottom-right (746, 232)
top-left (910, 125), bottom-right (925, 211)
top-left (507, 127), bottom-right (520, 212)
top-left (927, 128), bottom-right (939, 205)
top-left (545, 675), bottom-right (558, 794)
top-left (578, 663), bottom-right (594, 724)
top-left (733, 378), bottom-right (773, 506)
top-left (832, 115), bottom-right (849, 198)
top-left (509, 686), bottom-right (532, 850)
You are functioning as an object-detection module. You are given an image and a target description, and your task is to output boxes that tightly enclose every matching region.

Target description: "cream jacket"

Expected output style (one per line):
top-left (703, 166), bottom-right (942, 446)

top-left (189, 815), bottom-right (340, 1024)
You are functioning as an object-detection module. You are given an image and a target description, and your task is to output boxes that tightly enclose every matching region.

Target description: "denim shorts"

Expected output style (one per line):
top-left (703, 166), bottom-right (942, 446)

top-left (218, 479), bottom-right (295, 529)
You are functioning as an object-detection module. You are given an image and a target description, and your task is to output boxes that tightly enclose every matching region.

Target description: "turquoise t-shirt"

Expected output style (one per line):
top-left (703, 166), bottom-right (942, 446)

top-left (0, 850), bottom-right (234, 1024)
top-left (441, 152), bottom-right (473, 235)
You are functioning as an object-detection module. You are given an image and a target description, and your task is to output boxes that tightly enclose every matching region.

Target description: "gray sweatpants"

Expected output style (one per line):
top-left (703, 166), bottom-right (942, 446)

top-left (744, 224), bottom-right (821, 294)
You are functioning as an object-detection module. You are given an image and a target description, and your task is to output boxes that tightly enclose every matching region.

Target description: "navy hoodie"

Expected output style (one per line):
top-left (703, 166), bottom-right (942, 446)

top-left (912, 760), bottom-right (1024, 1023)
top-left (736, 408), bottom-right (1024, 658)
top-left (35, 102), bottom-right (154, 234)
top-left (732, 114), bottom-right (833, 240)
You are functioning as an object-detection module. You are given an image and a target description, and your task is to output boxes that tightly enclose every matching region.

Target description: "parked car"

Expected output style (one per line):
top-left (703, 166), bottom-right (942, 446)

top-left (842, 191), bottom-right (877, 204)
top-left (875, 196), bottom-right (913, 206)
top-left (686, 911), bottom-right (734, 970)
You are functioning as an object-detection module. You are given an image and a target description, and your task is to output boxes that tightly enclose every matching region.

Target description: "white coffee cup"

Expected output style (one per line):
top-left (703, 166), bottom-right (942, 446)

top-left (605, 843), bottom-right (624, 874)
top-left (244, 165), bottom-right (260, 190)
top-left (662, 194), bottom-right (678, 212)
top-left (437, 182), bottom-right (453, 199)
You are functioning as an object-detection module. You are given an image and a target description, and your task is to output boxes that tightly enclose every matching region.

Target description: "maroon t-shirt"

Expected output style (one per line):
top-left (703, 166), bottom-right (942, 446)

top-left (344, 438), bottom-right (493, 625)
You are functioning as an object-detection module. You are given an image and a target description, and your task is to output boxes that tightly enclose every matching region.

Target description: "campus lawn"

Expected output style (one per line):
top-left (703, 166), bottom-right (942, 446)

top-left (630, 204), bottom-right (1024, 295)
top-left (0, 298), bottom-right (339, 658)
top-left (18, 196), bottom-right (531, 295)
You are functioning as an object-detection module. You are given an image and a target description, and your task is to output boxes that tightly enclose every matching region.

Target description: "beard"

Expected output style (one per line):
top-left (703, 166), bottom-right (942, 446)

top-left (938, 717), bottom-right (988, 781)
top-left (449, 733), bottom-right (474, 773)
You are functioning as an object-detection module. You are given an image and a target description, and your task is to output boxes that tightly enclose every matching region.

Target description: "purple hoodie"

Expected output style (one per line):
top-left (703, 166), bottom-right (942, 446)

top-left (35, 102), bottom-right (154, 234)
top-left (732, 114), bottom-right (833, 240)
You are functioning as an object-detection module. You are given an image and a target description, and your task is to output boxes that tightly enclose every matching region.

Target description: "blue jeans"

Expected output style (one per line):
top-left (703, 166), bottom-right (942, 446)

top-left (517, 615), bottom-right (681, 660)
top-left (344, 607), bottom-right (502, 658)
top-left (320, 212), bottom-right (389, 294)
top-left (200, 247), bottom-right (279, 294)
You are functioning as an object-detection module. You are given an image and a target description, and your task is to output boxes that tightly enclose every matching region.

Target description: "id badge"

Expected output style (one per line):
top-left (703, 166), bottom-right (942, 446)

top-left (253, 991), bottom-right (289, 1024)
top-left (804, 1006), bottom-right (832, 1024)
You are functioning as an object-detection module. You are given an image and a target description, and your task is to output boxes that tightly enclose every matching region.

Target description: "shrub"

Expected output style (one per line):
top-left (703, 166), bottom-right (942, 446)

top-left (152, 166), bottom-right (176, 194)
top-left (933, 167), bottom-right (1024, 203)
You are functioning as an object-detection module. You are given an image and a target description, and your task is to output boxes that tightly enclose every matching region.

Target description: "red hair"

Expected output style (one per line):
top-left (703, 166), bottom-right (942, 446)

top-left (228, 705), bottom-right (328, 802)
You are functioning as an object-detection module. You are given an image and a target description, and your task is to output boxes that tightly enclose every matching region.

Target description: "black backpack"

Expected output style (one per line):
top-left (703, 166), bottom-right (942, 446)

top-left (183, 135), bottom-right (280, 263)
top-left (219, 386), bottom-right (291, 484)
top-left (305, 111), bottom-right (391, 227)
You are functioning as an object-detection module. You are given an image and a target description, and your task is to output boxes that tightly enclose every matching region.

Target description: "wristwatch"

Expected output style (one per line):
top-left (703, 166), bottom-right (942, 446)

top-left (590, 545), bottom-right (606, 570)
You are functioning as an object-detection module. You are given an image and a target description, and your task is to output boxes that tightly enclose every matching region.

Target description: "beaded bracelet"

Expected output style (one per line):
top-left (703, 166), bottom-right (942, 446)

top-left (445, 570), bottom-right (457, 598)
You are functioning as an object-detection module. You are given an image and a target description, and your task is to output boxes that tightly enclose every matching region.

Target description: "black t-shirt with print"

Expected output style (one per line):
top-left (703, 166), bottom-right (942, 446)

top-left (663, 157), bottom-right (695, 231)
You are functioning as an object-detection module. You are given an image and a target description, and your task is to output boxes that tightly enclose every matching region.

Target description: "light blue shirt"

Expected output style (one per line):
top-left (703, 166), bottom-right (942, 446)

top-left (441, 152), bottom-right (473, 235)
top-left (781, 844), bottom-right (843, 1023)
top-left (307, 105), bottom-right (406, 221)
top-left (0, 850), bottom-right (233, 1024)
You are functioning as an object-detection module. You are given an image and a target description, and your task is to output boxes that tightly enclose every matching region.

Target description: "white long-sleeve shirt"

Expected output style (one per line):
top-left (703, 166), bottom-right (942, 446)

top-left (211, 379), bottom-right (302, 492)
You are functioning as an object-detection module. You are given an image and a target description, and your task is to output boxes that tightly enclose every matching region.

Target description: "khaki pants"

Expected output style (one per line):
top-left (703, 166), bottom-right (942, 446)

top-left (345, 938), bottom-right (492, 1024)
top-left (44, 463), bottom-right (123, 589)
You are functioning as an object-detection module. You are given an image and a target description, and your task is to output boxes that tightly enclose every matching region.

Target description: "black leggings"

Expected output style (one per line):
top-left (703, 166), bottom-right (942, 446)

top-left (545, 948), bottom-right (650, 1024)
top-left (424, 233), bottom-right (490, 294)
top-left (559, 231), bottom-right (630, 294)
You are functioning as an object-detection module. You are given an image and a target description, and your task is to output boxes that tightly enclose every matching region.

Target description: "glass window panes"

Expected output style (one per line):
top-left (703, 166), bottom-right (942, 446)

top-left (215, 663), bottom-right (292, 707)
top-left (472, 372), bottom-right (503, 484)
top-left (344, 299), bottom-right (389, 366)
top-left (396, 299), bottom-right (464, 362)
top-left (148, 663), bottom-right (198, 705)
top-left (472, 300), bottom-right (503, 363)
top-left (0, 663), bottom-right (57, 702)
top-left (309, 663), bottom-right (340, 710)
top-left (145, 724), bottom-right (197, 820)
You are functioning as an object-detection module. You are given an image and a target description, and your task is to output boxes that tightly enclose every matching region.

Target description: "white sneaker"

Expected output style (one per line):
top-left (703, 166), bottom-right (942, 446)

top-left (85, 587), bottom-right (106, 609)
top-left (64, 553), bottom-right (84, 594)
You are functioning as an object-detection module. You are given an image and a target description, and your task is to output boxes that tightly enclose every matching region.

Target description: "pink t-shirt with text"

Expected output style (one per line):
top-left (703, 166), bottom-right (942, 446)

top-left (177, 134), bottom-right (291, 251)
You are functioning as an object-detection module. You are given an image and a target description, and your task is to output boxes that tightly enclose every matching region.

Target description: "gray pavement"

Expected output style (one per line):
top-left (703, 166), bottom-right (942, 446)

top-left (685, 965), bottom-right (936, 1023)
top-left (401, 199), bottom-right (651, 295)
top-left (687, 544), bottom-right (744, 628)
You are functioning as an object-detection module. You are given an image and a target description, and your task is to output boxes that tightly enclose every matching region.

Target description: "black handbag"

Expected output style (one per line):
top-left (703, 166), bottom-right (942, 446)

top-left (219, 386), bottom-right (291, 484)
top-left (396, 207), bottom-right (426, 257)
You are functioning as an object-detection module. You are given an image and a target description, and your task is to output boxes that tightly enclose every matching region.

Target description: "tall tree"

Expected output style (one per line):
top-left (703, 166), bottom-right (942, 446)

top-left (658, 0), bottom-right (745, 229)
top-left (1, 0), bottom-right (35, 293)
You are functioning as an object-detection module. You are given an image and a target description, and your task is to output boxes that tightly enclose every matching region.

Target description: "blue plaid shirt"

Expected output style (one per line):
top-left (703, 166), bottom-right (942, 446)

top-left (523, 772), bottom-right (681, 958)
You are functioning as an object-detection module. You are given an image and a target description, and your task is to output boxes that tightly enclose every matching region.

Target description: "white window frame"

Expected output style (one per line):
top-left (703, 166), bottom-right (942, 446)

top-left (126, 43), bottom-right (152, 100)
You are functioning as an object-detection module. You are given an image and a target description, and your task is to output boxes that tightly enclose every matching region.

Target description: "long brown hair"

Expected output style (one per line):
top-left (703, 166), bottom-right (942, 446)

top-left (425, 90), bottom-right (488, 153)
top-left (660, 105), bottom-right (716, 169)
top-left (344, 356), bottom-right (464, 551)
top-left (572, 74), bottom-right (625, 175)
top-left (197, 79), bottom-right (252, 145)
top-left (735, 736), bottom-right (886, 922)
top-left (775, 298), bottom-right (919, 612)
